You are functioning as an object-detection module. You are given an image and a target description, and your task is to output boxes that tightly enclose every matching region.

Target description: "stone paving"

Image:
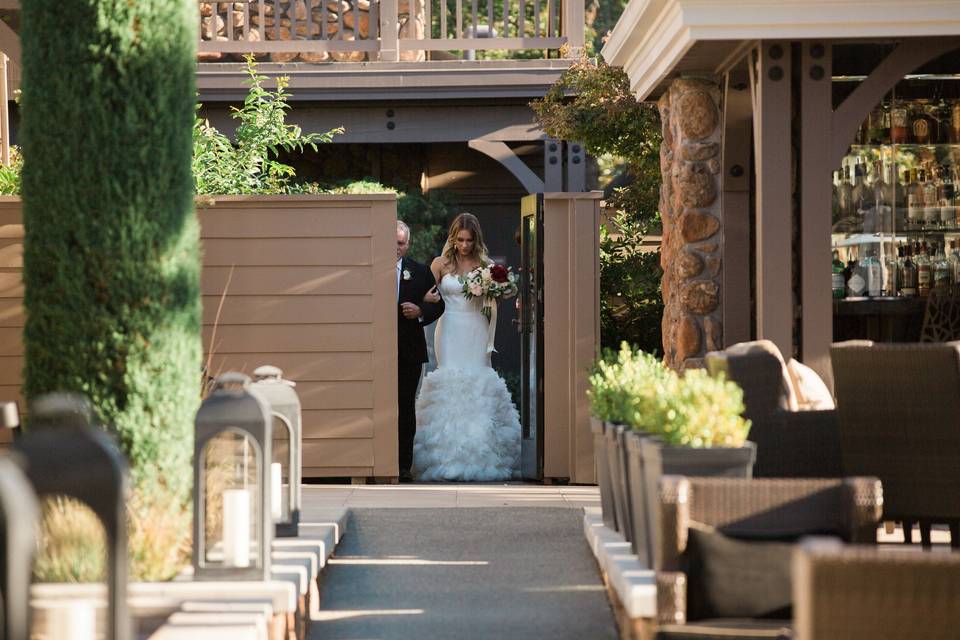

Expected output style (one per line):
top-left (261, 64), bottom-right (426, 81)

top-left (302, 482), bottom-right (601, 509)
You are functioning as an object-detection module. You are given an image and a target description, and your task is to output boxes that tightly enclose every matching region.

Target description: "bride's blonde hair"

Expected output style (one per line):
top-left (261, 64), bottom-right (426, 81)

top-left (441, 213), bottom-right (490, 266)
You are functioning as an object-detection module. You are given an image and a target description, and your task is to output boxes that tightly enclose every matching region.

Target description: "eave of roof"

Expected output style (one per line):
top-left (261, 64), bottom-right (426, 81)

top-left (602, 0), bottom-right (960, 100)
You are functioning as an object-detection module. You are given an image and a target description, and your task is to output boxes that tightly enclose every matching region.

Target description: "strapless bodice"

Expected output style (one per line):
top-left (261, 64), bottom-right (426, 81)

top-left (438, 273), bottom-right (479, 314)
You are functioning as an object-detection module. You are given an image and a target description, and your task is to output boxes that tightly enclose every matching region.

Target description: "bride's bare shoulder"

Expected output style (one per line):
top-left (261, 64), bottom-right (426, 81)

top-left (432, 256), bottom-right (451, 272)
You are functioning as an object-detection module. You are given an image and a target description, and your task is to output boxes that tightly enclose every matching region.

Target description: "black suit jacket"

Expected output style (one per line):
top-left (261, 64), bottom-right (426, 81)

top-left (398, 257), bottom-right (444, 365)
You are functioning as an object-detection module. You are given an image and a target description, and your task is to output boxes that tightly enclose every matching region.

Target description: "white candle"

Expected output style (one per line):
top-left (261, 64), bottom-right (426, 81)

top-left (222, 488), bottom-right (251, 568)
top-left (271, 462), bottom-right (283, 522)
top-left (46, 600), bottom-right (96, 640)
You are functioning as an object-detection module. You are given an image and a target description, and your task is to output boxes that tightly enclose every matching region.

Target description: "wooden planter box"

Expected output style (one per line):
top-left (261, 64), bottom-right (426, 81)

top-left (626, 434), bottom-right (756, 567)
top-left (591, 417), bottom-right (617, 530)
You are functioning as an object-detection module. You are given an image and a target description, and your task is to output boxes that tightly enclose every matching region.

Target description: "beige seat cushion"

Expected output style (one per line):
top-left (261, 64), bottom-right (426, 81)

top-left (786, 359), bottom-right (835, 411)
top-left (724, 340), bottom-right (799, 412)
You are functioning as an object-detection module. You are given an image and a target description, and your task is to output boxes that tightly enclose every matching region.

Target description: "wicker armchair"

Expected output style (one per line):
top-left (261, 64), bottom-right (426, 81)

top-left (705, 342), bottom-right (842, 478)
top-left (831, 340), bottom-right (960, 548)
top-left (652, 476), bottom-right (883, 640)
top-left (794, 538), bottom-right (960, 640)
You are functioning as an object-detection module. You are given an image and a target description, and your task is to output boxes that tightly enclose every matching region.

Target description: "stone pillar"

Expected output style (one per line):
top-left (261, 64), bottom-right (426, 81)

top-left (658, 78), bottom-right (723, 370)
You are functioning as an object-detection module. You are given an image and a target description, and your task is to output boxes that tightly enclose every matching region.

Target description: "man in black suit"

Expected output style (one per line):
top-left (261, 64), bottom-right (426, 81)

top-left (396, 221), bottom-right (444, 482)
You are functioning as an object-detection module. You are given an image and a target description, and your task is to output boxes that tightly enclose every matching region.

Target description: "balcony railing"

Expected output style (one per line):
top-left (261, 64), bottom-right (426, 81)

top-left (198, 0), bottom-right (584, 62)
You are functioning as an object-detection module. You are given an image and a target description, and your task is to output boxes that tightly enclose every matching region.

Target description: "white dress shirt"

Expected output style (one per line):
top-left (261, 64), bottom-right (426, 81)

top-left (397, 258), bottom-right (403, 299)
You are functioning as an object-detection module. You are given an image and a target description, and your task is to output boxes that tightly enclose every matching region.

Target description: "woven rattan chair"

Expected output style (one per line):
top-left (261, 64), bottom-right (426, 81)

top-left (920, 284), bottom-right (960, 342)
top-left (831, 340), bottom-right (960, 548)
top-left (705, 343), bottom-right (842, 478)
top-left (651, 476), bottom-right (882, 640)
top-left (794, 538), bottom-right (960, 640)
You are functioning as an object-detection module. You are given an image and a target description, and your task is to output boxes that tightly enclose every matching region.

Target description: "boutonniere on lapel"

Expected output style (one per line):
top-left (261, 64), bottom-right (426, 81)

top-left (402, 269), bottom-right (412, 281)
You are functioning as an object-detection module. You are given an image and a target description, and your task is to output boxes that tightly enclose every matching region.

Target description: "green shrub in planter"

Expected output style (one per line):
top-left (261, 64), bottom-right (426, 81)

top-left (588, 342), bottom-right (751, 447)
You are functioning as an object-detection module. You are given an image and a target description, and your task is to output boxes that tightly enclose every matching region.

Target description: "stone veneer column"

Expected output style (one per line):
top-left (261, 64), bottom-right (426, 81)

top-left (658, 78), bottom-right (723, 370)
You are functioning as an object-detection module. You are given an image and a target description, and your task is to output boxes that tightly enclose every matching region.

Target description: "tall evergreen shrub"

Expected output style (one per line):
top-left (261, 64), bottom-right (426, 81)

top-left (20, 0), bottom-right (201, 501)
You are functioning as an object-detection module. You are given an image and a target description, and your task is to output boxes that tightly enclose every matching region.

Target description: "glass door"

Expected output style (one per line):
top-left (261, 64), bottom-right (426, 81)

top-left (520, 194), bottom-right (544, 480)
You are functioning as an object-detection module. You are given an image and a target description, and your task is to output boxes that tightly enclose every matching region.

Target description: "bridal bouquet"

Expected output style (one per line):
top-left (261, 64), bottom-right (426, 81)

top-left (460, 263), bottom-right (519, 319)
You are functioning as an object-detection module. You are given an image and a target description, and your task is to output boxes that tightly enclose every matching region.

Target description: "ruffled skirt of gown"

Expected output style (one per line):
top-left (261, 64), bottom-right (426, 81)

top-left (412, 274), bottom-right (521, 481)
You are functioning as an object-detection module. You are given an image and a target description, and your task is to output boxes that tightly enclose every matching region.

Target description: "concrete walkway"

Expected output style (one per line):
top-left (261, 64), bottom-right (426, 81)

top-left (307, 486), bottom-right (616, 640)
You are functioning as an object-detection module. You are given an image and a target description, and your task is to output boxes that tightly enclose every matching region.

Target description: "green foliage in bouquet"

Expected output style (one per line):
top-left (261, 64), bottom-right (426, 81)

top-left (588, 343), bottom-right (751, 448)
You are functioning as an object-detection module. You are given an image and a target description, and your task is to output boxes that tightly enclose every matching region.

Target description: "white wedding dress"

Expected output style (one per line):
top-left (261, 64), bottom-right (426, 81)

top-left (413, 273), bottom-right (521, 481)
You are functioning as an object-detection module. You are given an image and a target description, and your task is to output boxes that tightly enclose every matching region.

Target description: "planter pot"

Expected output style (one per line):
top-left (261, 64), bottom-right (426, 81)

top-left (591, 417), bottom-right (617, 529)
top-left (624, 430), bottom-right (652, 564)
top-left (636, 438), bottom-right (757, 569)
top-left (604, 422), bottom-right (631, 540)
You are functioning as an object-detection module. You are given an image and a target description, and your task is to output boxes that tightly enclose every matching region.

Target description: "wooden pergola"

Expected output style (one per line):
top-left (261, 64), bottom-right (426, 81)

top-left (603, 0), bottom-right (960, 381)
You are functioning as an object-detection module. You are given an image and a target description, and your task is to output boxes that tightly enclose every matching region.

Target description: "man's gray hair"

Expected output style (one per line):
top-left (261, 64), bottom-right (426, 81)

top-left (397, 220), bottom-right (411, 242)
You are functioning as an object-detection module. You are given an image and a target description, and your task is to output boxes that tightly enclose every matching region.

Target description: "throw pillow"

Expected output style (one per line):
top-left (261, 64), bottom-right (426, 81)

top-left (683, 522), bottom-right (793, 621)
top-left (786, 359), bottom-right (835, 411)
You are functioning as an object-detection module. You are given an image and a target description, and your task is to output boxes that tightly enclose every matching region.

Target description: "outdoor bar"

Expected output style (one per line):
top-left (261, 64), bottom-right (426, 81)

top-left (603, 0), bottom-right (960, 382)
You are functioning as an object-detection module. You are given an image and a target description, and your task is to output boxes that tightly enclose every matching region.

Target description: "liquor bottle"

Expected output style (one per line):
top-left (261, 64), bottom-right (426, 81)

top-left (900, 245), bottom-right (918, 297)
top-left (832, 250), bottom-right (846, 299)
top-left (924, 166), bottom-right (941, 226)
top-left (852, 162), bottom-right (870, 230)
top-left (951, 100), bottom-right (960, 144)
top-left (846, 257), bottom-right (867, 298)
top-left (950, 240), bottom-right (960, 285)
top-left (884, 247), bottom-right (900, 296)
top-left (907, 168), bottom-right (923, 226)
top-left (934, 242), bottom-right (951, 289)
top-left (912, 103), bottom-right (932, 145)
top-left (838, 165), bottom-right (854, 222)
top-left (917, 241), bottom-right (932, 296)
top-left (891, 101), bottom-right (910, 143)
top-left (940, 167), bottom-right (957, 227)
top-left (874, 160), bottom-right (892, 233)
top-left (863, 248), bottom-right (883, 297)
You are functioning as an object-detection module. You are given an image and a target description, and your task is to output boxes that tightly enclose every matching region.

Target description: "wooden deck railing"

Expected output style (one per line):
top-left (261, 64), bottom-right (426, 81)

top-left (198, 0), bottom-right (583, 62)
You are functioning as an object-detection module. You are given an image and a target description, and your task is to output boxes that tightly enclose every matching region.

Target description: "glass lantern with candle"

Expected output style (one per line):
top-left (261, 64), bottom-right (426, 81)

top-left (251, 365), bottom-right (302, 538)
top-left (193, 372), bottom-right (272, 581)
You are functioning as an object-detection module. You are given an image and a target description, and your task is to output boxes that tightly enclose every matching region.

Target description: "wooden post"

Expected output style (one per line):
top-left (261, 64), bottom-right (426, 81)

top-left (721, 66), bottom-right (752, 346)
top-left (0, 55), bottom-right (8, 166)
top-left (750, 41), bottom-right (794, 359)
top-left (561, 0), bottom-right (584, 57)
top-left (379, 0), bottom-right (400, 61)
top-left (800, 42), bottom-right (833, 386)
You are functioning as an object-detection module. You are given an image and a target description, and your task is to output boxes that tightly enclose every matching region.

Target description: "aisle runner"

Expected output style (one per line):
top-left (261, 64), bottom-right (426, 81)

top-left (312, 508), bottom-right (617, 639)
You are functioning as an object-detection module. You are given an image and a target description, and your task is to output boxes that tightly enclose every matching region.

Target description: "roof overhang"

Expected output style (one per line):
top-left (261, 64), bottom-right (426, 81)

top-left (602, 0), bottom-right (960, 101)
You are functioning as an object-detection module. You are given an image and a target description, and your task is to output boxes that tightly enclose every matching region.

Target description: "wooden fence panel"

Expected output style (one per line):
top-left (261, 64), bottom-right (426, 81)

top-left (0, 195), bottom-right (399, 478)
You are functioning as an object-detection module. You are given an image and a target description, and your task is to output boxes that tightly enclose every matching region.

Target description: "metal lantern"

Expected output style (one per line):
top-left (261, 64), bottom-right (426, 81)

top-left (251, 365), bottom-right (302, 538)
top-left (0, 455), bottom-right (39, 640)
top-left (193, 372), bottom-right (272, 580)
top-left (14, 393), bottom-right (130, 640)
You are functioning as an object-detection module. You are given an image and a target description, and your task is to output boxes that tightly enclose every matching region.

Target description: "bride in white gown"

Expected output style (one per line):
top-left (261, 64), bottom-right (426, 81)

top-left (413, 213), bottom-right (521, 481)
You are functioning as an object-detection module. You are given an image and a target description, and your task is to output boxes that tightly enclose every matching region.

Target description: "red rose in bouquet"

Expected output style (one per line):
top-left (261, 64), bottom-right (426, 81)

top-left (490, 264), bottom-right (509, 283)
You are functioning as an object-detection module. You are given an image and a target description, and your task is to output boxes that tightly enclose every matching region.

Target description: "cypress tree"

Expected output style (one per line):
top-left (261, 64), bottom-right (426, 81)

top-left (20, 0), bottom-right (201, 502)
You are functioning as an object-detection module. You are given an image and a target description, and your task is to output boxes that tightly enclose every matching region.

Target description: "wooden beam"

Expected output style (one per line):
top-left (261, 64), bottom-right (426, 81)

top-left (831, 37), bottom-right (958, 166)
top-left (750, 41), bottom-right (793, 358)
top-left (801, 41), bottom-right (834, 387)
top-left (0, 19), bottom-right (20, 66)
top-left (468, 139), bottom-right (545, 193)
top-left (720, 65), bottom-right (752, 347)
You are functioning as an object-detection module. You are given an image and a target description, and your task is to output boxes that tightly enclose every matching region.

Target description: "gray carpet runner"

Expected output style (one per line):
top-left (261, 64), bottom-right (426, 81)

top-left (311, 507), bottom-right (617, 639)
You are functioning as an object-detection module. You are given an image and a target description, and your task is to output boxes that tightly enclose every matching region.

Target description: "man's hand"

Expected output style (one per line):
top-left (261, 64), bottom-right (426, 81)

top-left (423, 286), bottom-right (440, 304)
top-left (401, 302), bottom-right (422, 320)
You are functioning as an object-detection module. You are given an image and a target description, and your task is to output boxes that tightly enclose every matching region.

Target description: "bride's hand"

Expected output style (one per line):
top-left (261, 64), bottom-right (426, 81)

top-left (423, 286), bottom-right (441, 304)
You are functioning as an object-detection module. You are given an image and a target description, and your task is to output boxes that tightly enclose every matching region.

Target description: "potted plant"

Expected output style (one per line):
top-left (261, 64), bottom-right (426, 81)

top-left (589, 344), bottom-right (755, 565)
top-left (587, 345), bottom-right (672, 540)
